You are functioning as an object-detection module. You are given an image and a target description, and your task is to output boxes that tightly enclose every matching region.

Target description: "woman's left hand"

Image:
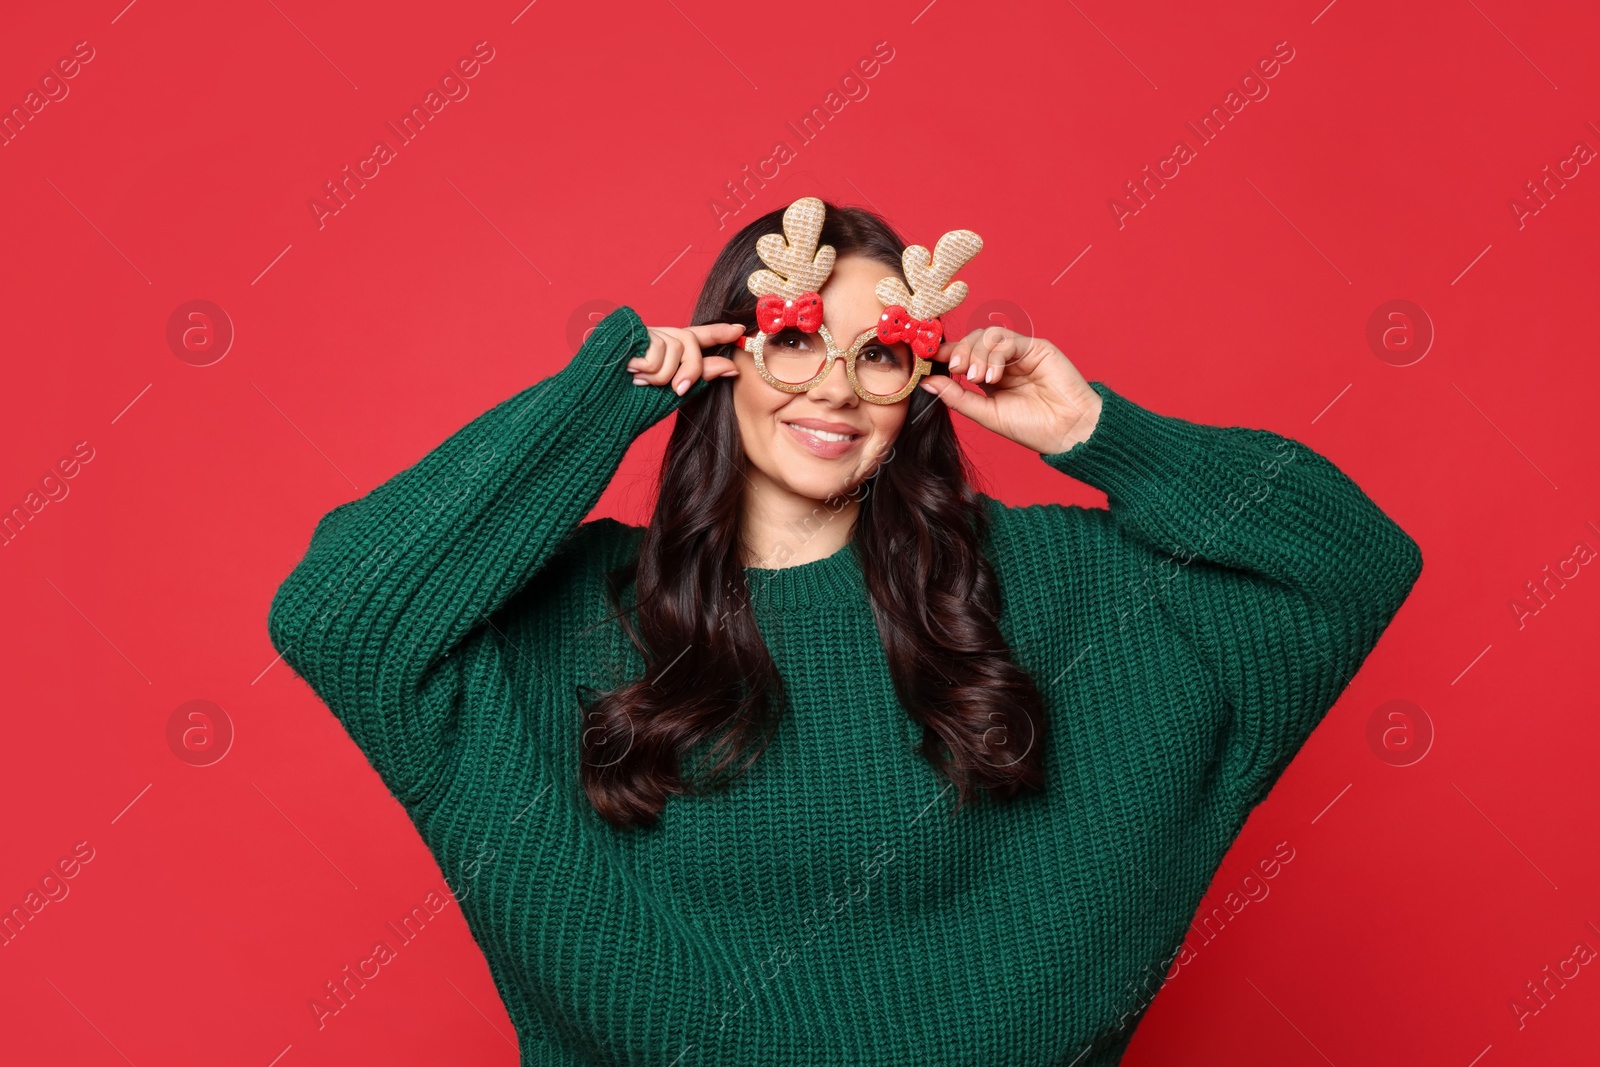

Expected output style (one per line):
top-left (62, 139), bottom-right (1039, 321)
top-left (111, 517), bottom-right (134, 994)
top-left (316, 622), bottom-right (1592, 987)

top-left (918, 326), bottom-right (1104, 455)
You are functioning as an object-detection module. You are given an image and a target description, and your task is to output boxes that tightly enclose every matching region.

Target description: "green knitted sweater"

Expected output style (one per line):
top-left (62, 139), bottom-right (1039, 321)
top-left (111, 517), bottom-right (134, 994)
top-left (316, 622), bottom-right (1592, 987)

top-left (267, 305), bottom-right (1422, 1065)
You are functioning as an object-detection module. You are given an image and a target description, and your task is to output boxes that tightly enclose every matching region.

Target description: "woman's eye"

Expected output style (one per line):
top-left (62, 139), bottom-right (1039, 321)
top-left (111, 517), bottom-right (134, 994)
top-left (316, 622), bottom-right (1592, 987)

top-left (862, 346), bottom-right (903, 366)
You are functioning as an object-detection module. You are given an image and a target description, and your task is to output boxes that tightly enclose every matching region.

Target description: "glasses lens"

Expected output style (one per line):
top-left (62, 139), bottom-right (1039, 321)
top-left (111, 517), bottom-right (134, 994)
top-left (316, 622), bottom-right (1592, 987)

top-left (763, 328), bottom-right (826, 384)
top-left (853, 336), bottom-right (915, 397)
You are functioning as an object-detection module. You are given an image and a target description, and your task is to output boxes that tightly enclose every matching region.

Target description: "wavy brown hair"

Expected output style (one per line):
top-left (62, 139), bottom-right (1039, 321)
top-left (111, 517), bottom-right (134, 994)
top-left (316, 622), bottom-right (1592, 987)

top-left (578, 201), bottom-right (1048, 829)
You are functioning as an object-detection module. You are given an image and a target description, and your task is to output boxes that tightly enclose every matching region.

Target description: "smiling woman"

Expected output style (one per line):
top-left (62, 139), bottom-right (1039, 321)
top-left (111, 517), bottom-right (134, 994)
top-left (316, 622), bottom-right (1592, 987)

top-left (268, 195), bottom-right (1423, 1064)
top-left (725, 254), bottom-right (922, 521)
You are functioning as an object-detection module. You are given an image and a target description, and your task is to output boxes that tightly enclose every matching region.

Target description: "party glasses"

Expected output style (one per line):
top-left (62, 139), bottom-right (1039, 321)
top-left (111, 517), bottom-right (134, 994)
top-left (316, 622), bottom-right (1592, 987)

top-left (731, 196), bottom-right (983, 407)
top-left (735, 321), bottom-right (931, 404)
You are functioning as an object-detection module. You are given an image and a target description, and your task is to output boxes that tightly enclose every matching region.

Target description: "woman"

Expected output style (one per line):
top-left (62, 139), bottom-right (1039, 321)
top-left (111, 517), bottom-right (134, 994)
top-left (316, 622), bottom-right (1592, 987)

top-left (268, 196), bottom-right (1422, 1065)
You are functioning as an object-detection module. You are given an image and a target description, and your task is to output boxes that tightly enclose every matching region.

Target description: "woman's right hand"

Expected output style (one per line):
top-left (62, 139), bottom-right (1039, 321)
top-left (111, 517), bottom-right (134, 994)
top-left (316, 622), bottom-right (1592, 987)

top-left (628, 323), bottom-right (745, 396)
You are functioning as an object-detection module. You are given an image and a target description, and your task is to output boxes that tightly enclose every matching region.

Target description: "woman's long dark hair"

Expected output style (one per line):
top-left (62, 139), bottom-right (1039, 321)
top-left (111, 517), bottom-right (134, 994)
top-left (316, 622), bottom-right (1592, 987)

top-left (578, 201), bottom-right (1048, 829)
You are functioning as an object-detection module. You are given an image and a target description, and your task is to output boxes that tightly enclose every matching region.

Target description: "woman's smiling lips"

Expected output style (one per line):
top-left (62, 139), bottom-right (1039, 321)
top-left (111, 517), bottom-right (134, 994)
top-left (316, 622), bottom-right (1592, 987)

top-left (781, 417), bottom-right (865, 459)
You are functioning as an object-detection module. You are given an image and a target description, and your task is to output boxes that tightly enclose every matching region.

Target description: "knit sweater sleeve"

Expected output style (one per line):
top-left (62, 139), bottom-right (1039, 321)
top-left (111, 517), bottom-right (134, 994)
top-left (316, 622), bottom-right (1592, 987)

top-left (1039, 379), bottom-right (1424, 813)
top-left (266, 305), bottom-right (701, 806)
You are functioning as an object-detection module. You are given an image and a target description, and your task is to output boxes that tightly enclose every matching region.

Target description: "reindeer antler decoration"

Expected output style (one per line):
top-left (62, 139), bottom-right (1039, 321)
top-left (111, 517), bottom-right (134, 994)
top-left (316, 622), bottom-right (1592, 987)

top-left (732, 197), bottom-right (985, 398)
top-left (746, 196), bottom-right (836, 335)
top-left (874, 229), bottom-right (983, 358)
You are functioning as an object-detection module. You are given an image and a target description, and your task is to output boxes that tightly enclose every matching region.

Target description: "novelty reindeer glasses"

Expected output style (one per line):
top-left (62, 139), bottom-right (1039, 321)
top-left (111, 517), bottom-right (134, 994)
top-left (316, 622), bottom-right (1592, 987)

top-left (733, 197), bottom-right (983, 404)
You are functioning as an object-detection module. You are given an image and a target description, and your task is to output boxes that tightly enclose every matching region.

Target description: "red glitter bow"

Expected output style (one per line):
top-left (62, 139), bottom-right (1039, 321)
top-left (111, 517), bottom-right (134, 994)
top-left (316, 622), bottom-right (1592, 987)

top-left (877, 305), bottom-right (944, 357)
top-left (755, 293), bottom-right (824, 334)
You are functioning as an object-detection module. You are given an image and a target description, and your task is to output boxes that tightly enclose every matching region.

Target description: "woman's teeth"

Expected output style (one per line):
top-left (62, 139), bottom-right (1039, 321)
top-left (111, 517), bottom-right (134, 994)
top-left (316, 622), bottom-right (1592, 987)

top-left (792, 425), bottom-right (855, 442)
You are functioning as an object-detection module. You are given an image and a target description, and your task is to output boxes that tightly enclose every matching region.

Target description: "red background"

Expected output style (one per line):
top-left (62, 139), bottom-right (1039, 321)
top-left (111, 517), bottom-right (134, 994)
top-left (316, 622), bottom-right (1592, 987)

top-left (3, 0), bottom-right (1597, 1063)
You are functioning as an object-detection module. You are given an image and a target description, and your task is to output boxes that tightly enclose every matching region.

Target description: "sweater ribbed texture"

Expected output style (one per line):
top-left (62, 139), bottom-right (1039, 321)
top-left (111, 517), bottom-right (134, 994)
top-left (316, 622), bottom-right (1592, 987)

top-left (267, 305), bottom-right (1422, 1065)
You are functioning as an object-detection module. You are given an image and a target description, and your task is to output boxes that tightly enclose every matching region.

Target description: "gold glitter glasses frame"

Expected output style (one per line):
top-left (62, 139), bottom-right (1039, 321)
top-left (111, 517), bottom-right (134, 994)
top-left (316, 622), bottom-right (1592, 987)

top-left (736, 324), bottom-right (933, 405)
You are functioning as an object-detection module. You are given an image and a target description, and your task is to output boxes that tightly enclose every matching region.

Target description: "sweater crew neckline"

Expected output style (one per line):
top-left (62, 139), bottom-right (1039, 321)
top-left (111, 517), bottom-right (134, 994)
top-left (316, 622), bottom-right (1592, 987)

top-left (744, 539), bottom-right (863, 611)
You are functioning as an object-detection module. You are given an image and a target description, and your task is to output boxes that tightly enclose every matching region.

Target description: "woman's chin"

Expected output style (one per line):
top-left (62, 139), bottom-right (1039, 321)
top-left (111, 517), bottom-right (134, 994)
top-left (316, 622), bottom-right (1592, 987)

top-left (782, 474), bottom-right (856, 504)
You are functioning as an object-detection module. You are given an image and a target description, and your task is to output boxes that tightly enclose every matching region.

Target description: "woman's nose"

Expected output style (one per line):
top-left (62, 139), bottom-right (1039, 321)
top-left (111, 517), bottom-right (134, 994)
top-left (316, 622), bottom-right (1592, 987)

top-left (810, 351), bottom-right (857, 403)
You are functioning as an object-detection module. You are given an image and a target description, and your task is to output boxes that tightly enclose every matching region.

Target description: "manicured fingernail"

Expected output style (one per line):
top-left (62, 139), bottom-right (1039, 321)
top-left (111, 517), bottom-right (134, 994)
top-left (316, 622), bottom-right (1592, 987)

top-left (986, 366), bottom-right (999, 383)
top-left (967, 364), bottom-right (980, 381)
top-left (949, 355), bottom-right (962, 371)
top-left (920, 379), bottom-right (939, 394)
top-left (632, 376), bottom-right (648, 385)
top-left (674, 378), bottom-right (689, 395)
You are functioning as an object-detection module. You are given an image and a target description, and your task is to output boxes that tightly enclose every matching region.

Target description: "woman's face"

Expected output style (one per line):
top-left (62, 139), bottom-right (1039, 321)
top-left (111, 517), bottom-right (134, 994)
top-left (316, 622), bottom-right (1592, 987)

top-left (729, 253), bottom-right (912, 503)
